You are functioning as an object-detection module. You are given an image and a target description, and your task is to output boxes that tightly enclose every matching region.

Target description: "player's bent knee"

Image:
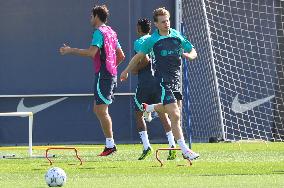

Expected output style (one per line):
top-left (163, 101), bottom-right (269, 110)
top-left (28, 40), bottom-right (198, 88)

top-left (135, 111), bottom-right (144, 119)
top-left (97, 110), bottom-right (109, 117)
top-left (93, 106), bottom-right (109, 117)
top-left (170, 111), bottom-right (180, 122)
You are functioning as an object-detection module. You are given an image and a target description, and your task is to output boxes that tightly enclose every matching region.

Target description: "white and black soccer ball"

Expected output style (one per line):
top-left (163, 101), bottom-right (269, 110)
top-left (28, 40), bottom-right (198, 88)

top-left (45, 167), bottom-right (67, 187)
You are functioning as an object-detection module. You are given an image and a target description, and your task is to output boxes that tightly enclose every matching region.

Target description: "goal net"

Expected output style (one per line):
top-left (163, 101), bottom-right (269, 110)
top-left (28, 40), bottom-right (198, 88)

top-left (181, 0), bottom-right (284, 142)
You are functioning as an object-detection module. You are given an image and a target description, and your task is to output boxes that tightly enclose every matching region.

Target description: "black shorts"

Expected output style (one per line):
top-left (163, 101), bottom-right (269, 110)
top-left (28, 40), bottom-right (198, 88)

top-left (173, 91), bottom-right (183, 101)
top-left (94, 73), bottom-right (117, 105)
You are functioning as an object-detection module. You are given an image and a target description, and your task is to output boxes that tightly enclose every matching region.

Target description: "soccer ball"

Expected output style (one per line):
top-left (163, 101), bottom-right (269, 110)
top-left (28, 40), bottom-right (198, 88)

top-left (45, 167), bottom-right (67, 187)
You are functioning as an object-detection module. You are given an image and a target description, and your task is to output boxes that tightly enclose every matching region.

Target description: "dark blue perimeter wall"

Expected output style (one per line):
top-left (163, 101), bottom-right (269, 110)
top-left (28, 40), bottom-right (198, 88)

top-left (0, 0), bottom-right (175, 145)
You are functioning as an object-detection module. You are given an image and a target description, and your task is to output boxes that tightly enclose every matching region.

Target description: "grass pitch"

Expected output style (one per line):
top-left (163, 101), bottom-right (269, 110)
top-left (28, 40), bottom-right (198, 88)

top-left (0, 143), bottom-right (283, 188)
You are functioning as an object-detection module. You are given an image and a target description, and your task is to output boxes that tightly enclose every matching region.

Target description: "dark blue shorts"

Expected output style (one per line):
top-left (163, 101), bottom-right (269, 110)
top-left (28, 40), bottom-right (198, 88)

top-left (159, 81), bottom-right (183, 105)
top-left (133, 81), bottom-right (183, 111)
top-left (133, 85), bottom-right (161, 111)
top-left (94, 73), bottom-right (117, 105)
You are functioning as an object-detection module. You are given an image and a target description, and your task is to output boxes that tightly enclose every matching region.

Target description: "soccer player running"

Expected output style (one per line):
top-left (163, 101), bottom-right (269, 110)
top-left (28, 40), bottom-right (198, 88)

top-left (60, 5), bottom-right (125, 156)
top-left (132, 18), bottom-right (177, 160)
top-left (120, 7), bottom-right (199, 160)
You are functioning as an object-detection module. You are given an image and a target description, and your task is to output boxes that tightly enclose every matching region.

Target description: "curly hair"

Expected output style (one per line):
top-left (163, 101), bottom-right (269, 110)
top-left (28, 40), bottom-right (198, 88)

top-left (137, 18), bottom-right (151, 34)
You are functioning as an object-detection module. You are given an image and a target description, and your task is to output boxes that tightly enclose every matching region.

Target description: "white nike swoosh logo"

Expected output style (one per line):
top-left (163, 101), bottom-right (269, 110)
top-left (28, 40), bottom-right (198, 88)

top-left (231, 94), bottom-right (274, 113)
top-left (17, 97), bottom-right (67, 116)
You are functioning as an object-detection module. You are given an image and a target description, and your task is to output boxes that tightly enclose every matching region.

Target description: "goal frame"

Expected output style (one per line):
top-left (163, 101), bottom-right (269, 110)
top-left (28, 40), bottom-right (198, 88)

top-left (0, 112), bottom-right (34, 157)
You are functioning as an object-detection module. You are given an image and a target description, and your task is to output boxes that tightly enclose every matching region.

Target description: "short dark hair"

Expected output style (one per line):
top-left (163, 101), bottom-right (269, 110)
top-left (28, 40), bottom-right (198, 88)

top-left (137, 18), bottom-right (151, 34)
top-left (92, 5), bottom-right (109, 23)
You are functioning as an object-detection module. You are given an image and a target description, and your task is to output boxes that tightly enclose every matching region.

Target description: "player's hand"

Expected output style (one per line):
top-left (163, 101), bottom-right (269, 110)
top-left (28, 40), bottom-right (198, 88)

top-left (183, 49), bottom-right (197, 61)
top-left (120, 70), bottom-right (129, 82)
top-left (59, 43), bottom-right (71, 55)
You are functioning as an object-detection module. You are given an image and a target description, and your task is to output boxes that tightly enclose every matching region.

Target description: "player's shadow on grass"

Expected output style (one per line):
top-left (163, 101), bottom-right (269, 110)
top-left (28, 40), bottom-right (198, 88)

top-left (79, 167), bottom-right (97, 170)
top-left (40, 164), bottom-right (51, 167)
top-left (32, 168), bottom-right (43, 171)
top-left (150, 163), bottom-right (189, 168)
top-left (39, 163), bottom-right (79, 166)
top-left (79, 166), bottom-right (119, 170)
top-left (273, 170), bottom-right (284, 174)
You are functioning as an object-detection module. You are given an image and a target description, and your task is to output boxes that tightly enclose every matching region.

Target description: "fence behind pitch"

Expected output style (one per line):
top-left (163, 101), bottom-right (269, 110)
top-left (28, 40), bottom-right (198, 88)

top-left (182, 0), bottom-right (284, 142)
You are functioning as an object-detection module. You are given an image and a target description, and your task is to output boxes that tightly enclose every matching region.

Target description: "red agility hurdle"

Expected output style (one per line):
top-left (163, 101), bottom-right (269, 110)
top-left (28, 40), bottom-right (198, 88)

top-left (45, 147), bottom-right (83, 165)
top-left (155, 148), bottom-right (192, 167)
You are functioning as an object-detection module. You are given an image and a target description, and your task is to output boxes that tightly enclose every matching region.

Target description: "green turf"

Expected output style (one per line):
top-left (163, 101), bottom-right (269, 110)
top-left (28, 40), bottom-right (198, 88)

top-left (0, 143), bottom-right (283, 188)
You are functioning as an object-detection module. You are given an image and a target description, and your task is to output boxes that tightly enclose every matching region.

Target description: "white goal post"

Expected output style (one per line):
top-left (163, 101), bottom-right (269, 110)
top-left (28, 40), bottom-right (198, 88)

top-left (0, 112), bottom-right (33, 157)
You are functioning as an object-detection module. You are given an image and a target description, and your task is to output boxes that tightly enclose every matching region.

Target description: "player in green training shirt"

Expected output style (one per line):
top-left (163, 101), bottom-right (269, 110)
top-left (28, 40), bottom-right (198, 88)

top-left (121, 7), bottom-right (199, 160)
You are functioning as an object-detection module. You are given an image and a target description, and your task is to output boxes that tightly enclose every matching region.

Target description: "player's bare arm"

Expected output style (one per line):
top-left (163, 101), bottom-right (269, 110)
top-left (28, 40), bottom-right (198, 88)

top-left (182, 48), bottom-right (197, 61)
top-left (131, 55), bottom-right (150, 75)
top-left (116, 47), bottom-right (125, 67)
top-left (120, 53), bottom-right (145, 81)
top-left (60, 44), bottom-right (99, 58)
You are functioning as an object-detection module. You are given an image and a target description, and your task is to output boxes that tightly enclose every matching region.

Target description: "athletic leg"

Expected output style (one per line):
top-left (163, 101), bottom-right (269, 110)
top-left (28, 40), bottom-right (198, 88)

top-left (93, 103), bottom-right (117, 156)
top-left (93, 104), bottom-right (113, 139)
top-left (157, 112), bottom-right (176, 160)
top-left (143, 83), bottom-right (199, 160)
top-left (134, 87), bottom-right (152, 160)
top-left (94, 75), bottom-right (117, 156)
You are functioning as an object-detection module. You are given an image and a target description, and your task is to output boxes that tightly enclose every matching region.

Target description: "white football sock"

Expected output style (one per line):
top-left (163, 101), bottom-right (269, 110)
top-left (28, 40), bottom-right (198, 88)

top-left (146, 104), bottom-right (155, 113)
top-left (106, 138), bottom-right (115, 148)
top-left (177, 138), bottom-right (190, 154)
top-left (166, 131), bottom-right (176, 148)
top-left (139, 131), bottom-right (151, 150)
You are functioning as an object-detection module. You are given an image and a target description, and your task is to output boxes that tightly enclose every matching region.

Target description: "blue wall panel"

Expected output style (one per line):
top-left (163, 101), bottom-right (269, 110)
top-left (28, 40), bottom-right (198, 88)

top-left (0, 0), bottom-right (175, 145)
top-left (0, 96), bottom-right (167, 145)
